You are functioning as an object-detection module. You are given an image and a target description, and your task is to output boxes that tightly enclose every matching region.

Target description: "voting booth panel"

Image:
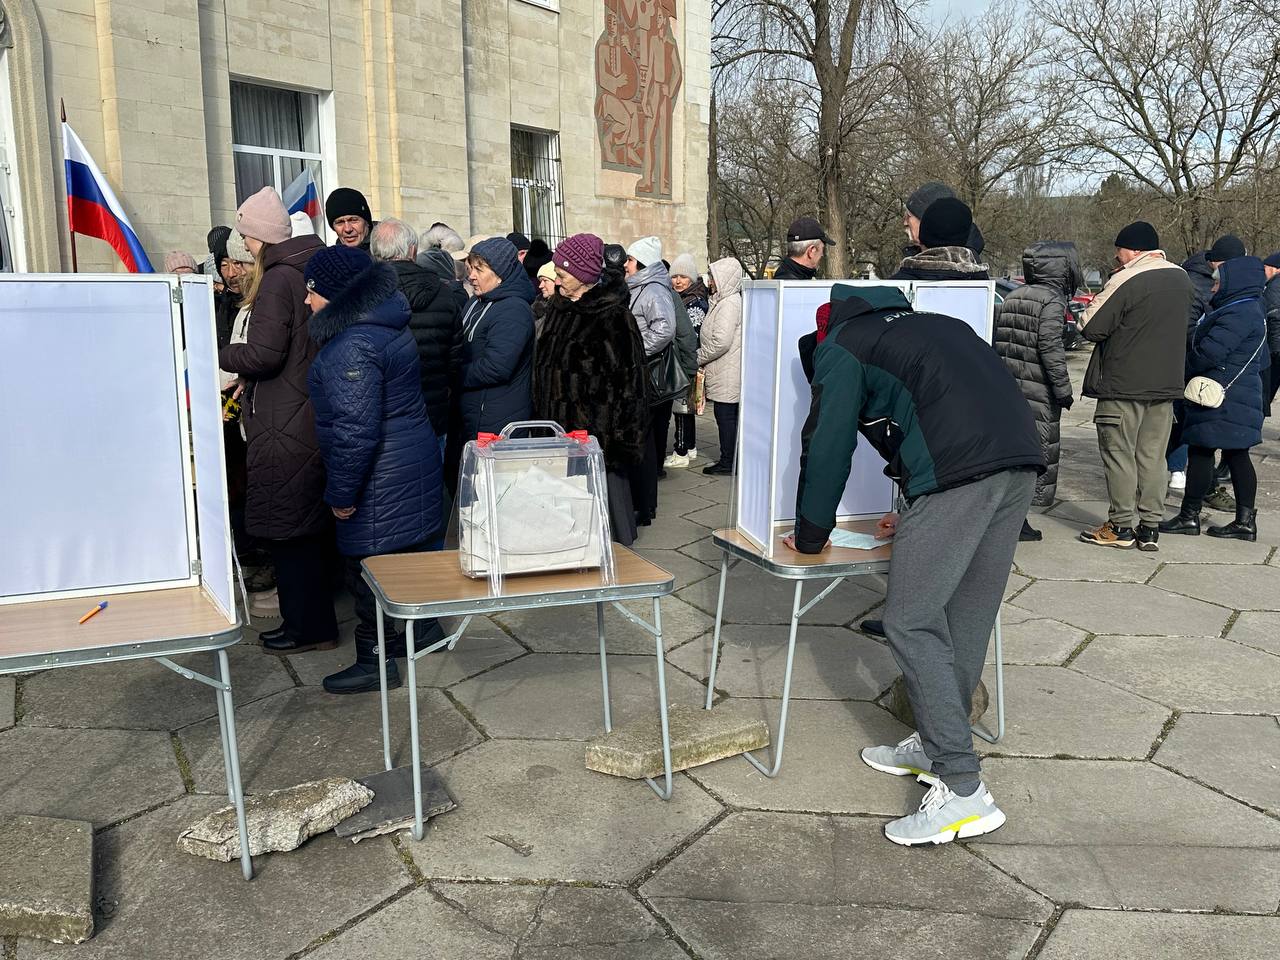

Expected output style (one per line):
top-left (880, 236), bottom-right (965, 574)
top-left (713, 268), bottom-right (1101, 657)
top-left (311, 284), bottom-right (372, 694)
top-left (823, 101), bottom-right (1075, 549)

top-left (0, 274), bottom-right (234, 621)
top-left (732, 279), bottom-right (996, 555)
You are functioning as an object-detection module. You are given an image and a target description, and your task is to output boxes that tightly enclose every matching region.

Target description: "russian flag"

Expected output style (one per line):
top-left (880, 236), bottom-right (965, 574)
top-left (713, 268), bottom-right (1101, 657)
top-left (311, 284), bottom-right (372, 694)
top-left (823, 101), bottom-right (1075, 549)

top-left (62, 123), bottom-right (153, 273)
top-left (283, 167), bottom-right (320, 220)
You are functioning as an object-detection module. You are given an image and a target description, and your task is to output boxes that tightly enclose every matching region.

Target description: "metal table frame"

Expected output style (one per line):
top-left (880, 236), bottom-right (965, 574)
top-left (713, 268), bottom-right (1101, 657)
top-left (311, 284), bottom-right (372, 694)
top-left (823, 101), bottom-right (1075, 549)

top-left (0, 626), bottom-right (254, 881)
top-left (704, 529), bottom-right (1005, 779)
top-left (363, 554), bottom-right (678, 841)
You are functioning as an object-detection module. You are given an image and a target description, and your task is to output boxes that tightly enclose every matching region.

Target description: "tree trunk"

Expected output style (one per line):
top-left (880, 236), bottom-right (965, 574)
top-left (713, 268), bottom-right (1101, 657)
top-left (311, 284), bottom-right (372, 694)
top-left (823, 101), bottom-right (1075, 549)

top-left (817, 94), bottom-right (848, 277)
top-left (707, 88), bottom-right (720, 262)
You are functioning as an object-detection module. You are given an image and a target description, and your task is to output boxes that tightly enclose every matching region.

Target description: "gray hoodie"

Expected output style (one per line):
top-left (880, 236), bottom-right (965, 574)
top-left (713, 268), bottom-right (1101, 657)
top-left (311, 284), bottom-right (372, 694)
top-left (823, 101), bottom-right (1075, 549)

top-left (625, 261), bottom-right (677, 356)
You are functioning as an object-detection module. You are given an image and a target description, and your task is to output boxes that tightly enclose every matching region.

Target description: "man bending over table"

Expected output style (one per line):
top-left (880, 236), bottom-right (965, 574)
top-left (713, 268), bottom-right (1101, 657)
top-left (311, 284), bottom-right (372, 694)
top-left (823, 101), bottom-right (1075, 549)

top-left (786, 284), bottom-right (1043, 845)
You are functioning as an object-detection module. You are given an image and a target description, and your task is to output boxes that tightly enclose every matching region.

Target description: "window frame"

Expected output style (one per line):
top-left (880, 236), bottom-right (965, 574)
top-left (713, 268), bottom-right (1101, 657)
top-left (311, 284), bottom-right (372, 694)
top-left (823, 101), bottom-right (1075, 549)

top-left (509, 125), bottom-right (567, 247)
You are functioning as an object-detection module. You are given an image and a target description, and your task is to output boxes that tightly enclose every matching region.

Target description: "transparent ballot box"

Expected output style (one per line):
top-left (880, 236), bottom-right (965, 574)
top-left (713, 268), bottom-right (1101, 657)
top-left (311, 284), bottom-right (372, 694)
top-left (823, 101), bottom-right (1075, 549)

top-left (456, 421), bottom-right (617, 594)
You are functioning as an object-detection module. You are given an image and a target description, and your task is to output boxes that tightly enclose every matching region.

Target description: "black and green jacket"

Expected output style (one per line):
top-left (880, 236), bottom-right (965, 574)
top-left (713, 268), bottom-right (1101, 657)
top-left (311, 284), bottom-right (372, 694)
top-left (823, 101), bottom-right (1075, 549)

top-left (794, 286), bottom-right (1043, 553)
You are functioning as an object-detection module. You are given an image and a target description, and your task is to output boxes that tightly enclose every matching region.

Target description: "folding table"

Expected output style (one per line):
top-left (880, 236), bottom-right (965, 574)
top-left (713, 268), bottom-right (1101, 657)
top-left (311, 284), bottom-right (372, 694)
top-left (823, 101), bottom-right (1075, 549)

top-left (704, 519), bottom-right (1006, 778)
top-left (0, 586), bottom-right (253, 879)
top-left (361, 546), bottom-right (677, 839)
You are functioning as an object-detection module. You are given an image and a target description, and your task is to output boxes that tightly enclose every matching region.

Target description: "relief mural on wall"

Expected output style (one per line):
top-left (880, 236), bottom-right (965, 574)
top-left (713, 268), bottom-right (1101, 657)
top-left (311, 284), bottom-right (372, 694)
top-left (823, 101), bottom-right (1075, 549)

top-left (594, 0), bottom-right (682, 200)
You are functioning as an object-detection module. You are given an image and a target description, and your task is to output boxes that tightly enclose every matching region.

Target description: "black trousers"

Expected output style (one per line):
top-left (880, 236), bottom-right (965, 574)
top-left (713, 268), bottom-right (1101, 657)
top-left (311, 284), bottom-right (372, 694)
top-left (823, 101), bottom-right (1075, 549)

top-left (1184, 446), bottom-right (1256, 512)
top-left (713, 401), bottom-right (740, 468)
top-left (673, 411), bottom-right (697, 454)
top-left (345, 538), bottom-right (443, 660)
top-left (270, 532), bottom-right (339, 645)
top-left (632, 400), bottom-right (674, 522)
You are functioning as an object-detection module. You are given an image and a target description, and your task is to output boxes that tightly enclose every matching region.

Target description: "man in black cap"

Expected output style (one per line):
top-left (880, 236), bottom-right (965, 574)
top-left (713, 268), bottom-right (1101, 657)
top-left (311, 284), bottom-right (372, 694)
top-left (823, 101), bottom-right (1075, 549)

top-left (1078, 221), bottom-right (1194, 551)
top-left (1208, 234), bottom-right (1247, 267)
top-left (774, 217), bottom-right (834, 280)
top-left (507, 231), bottom-right (532, 264)
top-left (903, 182), bottom-right (984, 258)
top-left (892, 198), bottom-right (989, 280)
top-left (325, 187), bottom-right (375, 249)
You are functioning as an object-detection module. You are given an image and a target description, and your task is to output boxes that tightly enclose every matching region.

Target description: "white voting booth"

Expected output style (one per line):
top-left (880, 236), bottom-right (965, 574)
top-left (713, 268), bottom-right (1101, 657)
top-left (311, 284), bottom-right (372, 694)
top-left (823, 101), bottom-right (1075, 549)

top-left (733, 279), bottom-right (996, 554)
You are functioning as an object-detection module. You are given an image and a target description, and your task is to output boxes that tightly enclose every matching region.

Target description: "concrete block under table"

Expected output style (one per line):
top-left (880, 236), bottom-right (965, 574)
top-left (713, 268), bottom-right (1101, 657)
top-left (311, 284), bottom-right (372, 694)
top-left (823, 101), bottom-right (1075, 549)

top-left (0, 815), bottom-right (94, 944)
top-left (335, 766), bottom-right (456, 843)
top-left (586, 704), bottom-right (769, 779)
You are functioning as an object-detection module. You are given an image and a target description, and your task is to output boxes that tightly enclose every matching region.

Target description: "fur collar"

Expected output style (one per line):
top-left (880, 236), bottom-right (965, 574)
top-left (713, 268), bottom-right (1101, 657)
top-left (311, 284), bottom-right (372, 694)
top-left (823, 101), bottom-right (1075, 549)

top-left (899, 246), bottom-right (989, 275)
top-left (309, 262), bottom-right (405, 345)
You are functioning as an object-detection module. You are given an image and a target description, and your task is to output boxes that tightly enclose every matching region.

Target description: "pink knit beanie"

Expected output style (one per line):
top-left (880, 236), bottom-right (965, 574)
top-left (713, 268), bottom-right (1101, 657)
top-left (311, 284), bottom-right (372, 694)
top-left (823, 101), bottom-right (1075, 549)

top-left (553, 233), bottom-right (604, 285)
top-left (235, 187), bottom-right (291, 245)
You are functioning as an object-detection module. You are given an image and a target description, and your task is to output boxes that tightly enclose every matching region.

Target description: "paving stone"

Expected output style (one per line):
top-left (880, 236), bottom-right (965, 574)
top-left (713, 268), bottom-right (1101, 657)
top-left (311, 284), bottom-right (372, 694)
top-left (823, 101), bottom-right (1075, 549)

top-left (688, 476), bottom-right (731, 504)
top-left (972, 666), bottom-right (1170, 759)
top-left (494, 596), bottom-right (710, 655)
top-left (1037, 910), bottom-right (1280, 960)
top-left (0, 677), bottom-right (13, 730)
top-left (448, 653), bottom-right (707, 740)
top-left (1155, 714), bottom-right (1280, 815)
top-left (309, 883), bottom-right (690, 960)
top-left (988, 607), bottom-right (1088, 665)
top-left (1151, 562), bottom-right (1280, 609)
top-left (179, 686), bottom-right (482, 794)
top-left (16, 796), bottom-right (408, 960)
top-left (684, 502), bottom-right (729, 529)
top-left (660, 490), bottom-right (717, 521)
top-left (1011, 580), bottom-right (1230, 636)
top-left (643, 812), bottom-right (1048, 959)
top-left (632, 547), bottom-right (718, 590)
top-left (1003, 571), bottom-right (1031, 599)
top-left (0, 727), bottom-right (184, 827)
top-left (979, 758), bottom-right (1280, 911)
top-left (288, 619), bottom-right (526, 688)
top-left (669, 624), bottom-right (899, 701)
top-left (677, 564), bottom-right (883, 625)
top-left (406, 740), bottom-right (721, 882)
top-left (0, 816), bottom-right (93, 944)
top-left (17, 644), bottom-right (294, 731)
top-left (677, 535), bottom-right (728, 564)
top-left (1072, 635), bottom-right (1280, 712)
top-left (686, 701), bottom-right (919, 815)
top-left (1225, 611), bottom-right (1280, 656)
top-left (633, 517), bottom-right (712, 550)
top-left (586, 703), bottom-right (769, 779)
top-left (1013, 537), bottom-right (1161, 582)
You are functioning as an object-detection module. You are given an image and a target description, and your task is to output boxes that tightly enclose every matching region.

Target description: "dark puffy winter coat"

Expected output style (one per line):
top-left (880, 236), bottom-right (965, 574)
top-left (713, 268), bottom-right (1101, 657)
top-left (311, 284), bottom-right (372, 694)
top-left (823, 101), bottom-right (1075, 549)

top-left (891, 246), bottom-right (990, 281)
top-left (388, 259), bottom-right (464, 438)
top-left (994, 242), bottom-right (1080, 506)
top-left (1182, 256), bottom-right (1270, 451)
top-left (218, 234), bottom-right (329, 540)
top-left (533, 276), bottom-right (649, 472)
top-left (457, 261), bottom-right (536, 440)
top-left (1263, 274), bottom-right (1280, 356)
top-left (308, 261), bottom-right (442, 556)
top-left (1182, 252), bottom-right (1214, 349)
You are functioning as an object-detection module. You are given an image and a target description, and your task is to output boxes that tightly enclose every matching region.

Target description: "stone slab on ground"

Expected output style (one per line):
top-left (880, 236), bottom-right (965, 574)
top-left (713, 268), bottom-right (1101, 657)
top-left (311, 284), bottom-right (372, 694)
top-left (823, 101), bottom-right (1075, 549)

top-left (177, 776), bottom-right (374, 861)
top-left (17, 797), bottom-right (409, 960)
top-left (1155, 714), bottom-right (1280, 816)
top-left (686, 701), bottom-right (917, 815)
top-left (979, 758), bottom-right (1280, 911)
top-left (0, 727), bottom-right (184, 827)
top-left (1072, 635), bottom-right (1280, 712)
top-left (585, 702), bottom-right (768, 779)
top-left (308, 884), bottom-right (690, 960)
top-left (676, 564), bottom-right (883, 626)
top-left (0, 676), bottom-right (14, 730)
top-left (1151, 561), bottom-right (1280, 610)
top-left (0, 816), bottom-right (93, 944)
top-left (335, 766), bottom-right (456, 842)
top-left (1225, 611), bottom-right (1280, 656)
top-left (630, 517), bottom-right (713, 551)
top-left (1013, 538), bottom-right (1161, 582)
top-left (987, 608), bottom-right (1088, 665)
top-left (409, 740), bottom-right (721, 882)
top-left (633, 547), bottom-right (718, 590)
top-left (493, 596), bottom-right (710, 654)
top-left (1010, 580), bottom-right (1231, 636)
top-left (670, 624), bottom-right (898, 701)
top-left (448, 653), bottom-right (706, 741)
top-left (1037, 910), bottom-right (1280, 960)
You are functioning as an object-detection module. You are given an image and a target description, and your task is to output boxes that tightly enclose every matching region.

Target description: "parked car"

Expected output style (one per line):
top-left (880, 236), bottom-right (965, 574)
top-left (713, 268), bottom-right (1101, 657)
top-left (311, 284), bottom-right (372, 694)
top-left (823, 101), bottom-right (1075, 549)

top-left (995, 277), bottom-right (1080, 350)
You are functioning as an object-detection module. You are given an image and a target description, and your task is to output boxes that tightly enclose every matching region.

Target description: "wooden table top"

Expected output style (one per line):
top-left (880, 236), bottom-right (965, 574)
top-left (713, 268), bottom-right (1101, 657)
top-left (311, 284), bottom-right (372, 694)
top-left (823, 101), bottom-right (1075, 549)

top-left (714, 519), bottom-right (893, 569)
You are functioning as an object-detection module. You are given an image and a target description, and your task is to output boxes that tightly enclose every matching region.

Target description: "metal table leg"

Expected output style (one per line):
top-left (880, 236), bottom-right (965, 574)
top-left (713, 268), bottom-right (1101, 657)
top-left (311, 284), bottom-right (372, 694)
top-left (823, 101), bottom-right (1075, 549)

top-left (215, 649), bottom-right (253, 880)
top-left (404, 619), bottom-right (426, 840)
top-left (705, 555), bottom-right (731, 710)
top-left (972, 610), bottom-right (1005, 744)
top-left (597, 602), bottom-right (612, 732)
top-left (607, 599), bottom-right (674, 800)
top-left (377, 603), bottom-right (393, 771)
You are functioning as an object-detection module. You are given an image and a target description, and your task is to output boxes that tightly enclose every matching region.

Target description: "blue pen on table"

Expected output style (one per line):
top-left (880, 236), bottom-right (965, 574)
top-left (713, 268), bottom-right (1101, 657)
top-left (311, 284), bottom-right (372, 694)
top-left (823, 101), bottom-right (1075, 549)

top-left (78, 601), bottom-right (108, 625)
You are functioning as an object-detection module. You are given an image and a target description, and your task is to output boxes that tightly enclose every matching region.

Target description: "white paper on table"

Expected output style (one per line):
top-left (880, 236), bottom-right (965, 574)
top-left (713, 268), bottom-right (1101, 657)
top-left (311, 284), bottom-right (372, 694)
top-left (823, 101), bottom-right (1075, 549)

top-left (784, 528), bottom-right (884, 551)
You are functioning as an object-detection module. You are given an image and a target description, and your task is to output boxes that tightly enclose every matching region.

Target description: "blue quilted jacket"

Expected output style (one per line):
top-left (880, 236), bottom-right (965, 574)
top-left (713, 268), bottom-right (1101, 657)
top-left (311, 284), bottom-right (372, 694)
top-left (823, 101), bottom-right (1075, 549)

top-left (308, 262), bottom-right (443, 556)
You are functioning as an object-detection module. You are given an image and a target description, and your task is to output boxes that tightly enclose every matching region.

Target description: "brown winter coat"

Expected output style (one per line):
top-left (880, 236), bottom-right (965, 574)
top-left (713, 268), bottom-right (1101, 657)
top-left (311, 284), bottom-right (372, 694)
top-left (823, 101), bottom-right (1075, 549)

top-left (218, 234), bottom-right (329, 539)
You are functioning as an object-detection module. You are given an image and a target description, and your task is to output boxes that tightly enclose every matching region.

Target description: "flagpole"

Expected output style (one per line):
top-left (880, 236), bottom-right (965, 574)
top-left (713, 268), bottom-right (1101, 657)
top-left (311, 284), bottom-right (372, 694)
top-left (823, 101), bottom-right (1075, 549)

top-left (61, 99), bottom-right (80, 273)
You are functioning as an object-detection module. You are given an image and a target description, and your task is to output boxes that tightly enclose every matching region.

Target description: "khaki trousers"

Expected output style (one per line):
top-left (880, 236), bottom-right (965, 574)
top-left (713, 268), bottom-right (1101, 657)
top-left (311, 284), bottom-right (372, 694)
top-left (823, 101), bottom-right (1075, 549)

top-left (1094, 399), bottom-right (1174, 528)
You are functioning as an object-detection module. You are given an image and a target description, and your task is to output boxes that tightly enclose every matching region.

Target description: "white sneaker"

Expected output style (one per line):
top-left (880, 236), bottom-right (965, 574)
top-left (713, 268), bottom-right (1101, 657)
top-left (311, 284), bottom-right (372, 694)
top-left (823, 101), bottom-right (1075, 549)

top-left (686, 447), bottom-right (699, 462)
top-left (860, 732), bottom-right (938, 785)
top-left (884, 780), bottom-right (1006, 846)
top-left (663, 452), bottom-right (690, 468)
top-left (1169, 470), bottom-right (1187, 491)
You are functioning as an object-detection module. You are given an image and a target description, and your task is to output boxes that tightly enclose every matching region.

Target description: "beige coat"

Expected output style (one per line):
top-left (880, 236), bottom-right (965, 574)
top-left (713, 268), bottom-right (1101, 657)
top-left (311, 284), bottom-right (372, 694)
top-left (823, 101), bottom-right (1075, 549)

top-left (698, 258), bottom-right (744, 403)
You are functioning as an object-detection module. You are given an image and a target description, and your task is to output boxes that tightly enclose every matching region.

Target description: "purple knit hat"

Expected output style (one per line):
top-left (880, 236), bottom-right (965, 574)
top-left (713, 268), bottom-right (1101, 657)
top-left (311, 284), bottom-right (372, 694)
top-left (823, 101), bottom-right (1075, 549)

top-left (553, 233), bottom-right (604, 285)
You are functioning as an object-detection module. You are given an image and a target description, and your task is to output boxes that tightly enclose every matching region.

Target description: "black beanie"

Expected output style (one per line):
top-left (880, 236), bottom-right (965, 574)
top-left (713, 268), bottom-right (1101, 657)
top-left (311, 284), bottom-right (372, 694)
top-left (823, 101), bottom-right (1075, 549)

top-left (325, 187), bottom-right (372, 228)
top-left (918, 197), bottom-right (973, 248)
top-left (1208, 234), bottom-right (1246, 262)
top-left (506, 231), bottom-right (531, 252)
top-left (906, 181), bottom-right (956, 218)
top-left (1114, 221), bottom-right (1159, 251)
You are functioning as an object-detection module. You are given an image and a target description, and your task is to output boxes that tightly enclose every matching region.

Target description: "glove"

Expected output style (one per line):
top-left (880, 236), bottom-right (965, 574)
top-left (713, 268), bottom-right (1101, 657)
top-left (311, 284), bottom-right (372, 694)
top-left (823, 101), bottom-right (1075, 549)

top-left (1058, 395), bottom-right (1074, 410)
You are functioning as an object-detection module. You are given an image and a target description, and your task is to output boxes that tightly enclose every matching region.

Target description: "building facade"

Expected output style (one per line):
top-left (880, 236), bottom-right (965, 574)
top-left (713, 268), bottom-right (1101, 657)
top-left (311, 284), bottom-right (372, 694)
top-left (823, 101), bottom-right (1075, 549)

top-left (0, 0), bottom-right (710, 273)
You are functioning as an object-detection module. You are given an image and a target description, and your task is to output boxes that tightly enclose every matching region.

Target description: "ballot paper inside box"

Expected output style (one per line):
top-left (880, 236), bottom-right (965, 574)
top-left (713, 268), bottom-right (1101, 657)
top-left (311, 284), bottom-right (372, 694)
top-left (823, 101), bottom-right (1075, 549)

top-left (457, 422), bottom-right (616, 593)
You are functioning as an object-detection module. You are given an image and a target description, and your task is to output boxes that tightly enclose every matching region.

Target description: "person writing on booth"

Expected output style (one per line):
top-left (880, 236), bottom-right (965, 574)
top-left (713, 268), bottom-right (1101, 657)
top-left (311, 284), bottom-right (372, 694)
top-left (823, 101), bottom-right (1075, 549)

top-left (787, 284), bottom-right (1043, 846)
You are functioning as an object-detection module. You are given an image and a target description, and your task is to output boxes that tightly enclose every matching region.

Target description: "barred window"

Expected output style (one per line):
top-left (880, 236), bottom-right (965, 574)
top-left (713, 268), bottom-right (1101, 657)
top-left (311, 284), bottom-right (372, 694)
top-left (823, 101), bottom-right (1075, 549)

top-left (510, 127), bottom-right (566, 247)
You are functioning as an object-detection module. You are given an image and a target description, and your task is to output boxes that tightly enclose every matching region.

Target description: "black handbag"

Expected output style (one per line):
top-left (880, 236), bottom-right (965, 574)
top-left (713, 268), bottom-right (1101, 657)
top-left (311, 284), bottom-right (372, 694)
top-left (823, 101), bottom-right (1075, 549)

top-left (646, 342), bottom-right (691, 406)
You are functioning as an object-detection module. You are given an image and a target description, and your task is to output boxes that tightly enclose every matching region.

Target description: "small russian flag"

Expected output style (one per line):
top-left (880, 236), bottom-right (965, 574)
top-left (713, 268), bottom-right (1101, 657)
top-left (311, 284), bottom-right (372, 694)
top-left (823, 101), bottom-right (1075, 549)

top-left (62, 122), bottom-right (153, 273)
top-left (283, 167), bottom-right (320, 220)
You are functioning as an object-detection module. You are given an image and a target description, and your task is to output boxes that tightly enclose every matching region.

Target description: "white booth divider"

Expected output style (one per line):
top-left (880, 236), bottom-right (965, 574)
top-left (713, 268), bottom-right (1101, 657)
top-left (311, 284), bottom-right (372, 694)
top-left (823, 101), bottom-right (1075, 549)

top-left (733, 278), bottom-right (996, 554)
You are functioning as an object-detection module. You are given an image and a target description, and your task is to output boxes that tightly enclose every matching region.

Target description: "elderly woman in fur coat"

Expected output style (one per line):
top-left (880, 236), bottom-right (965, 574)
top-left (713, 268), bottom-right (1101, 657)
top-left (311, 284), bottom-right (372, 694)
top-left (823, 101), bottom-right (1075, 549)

top-left (533, 233), bottom-right (649, 546)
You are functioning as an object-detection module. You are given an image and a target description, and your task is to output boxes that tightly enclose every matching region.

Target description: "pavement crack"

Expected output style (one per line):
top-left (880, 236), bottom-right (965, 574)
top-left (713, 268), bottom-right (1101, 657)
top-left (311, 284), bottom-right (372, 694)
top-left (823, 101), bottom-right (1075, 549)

top-left (428, 882), bottom-right (519, 944)
top-left (513, 884), bottom-right (555, 958)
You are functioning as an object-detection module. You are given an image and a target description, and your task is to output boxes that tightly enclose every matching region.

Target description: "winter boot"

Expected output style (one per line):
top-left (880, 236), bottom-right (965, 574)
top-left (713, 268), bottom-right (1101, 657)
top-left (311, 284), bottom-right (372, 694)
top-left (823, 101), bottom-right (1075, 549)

top-left (1019, 519), bottom-right (1043, 542)
top-left (1207, 507), bottom-right (1258, 542)
top-left (1159, 507), bottom-right (1201, 536)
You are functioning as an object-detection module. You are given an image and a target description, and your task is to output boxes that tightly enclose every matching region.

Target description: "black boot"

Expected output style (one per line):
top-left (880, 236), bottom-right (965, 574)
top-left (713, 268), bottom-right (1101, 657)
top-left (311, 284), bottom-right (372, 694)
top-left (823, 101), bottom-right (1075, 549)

top-left (323, 656), bottom-right (401, 694)
top-left (860, 619), bottom-right (886, 638)
top-left (1019, 519), bottom-right (1043, 542)
top-left (1159, 507), bottom-right (1201, 536)
top-left (1207, 507), bottom-right (1258, 541)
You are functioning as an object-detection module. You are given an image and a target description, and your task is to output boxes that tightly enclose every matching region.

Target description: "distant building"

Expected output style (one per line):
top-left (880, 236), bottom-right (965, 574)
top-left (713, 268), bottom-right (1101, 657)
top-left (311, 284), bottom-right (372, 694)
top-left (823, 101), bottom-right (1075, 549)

top-left (0, 0), bottom-right (710, 272)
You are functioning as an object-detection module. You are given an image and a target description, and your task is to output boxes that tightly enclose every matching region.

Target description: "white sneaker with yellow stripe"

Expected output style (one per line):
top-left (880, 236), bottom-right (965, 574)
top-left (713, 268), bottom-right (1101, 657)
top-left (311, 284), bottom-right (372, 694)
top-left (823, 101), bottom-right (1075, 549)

top-left (860, 732), bottom-right (939, 785)
top-left (884, 780), bottom-right (1005, 846)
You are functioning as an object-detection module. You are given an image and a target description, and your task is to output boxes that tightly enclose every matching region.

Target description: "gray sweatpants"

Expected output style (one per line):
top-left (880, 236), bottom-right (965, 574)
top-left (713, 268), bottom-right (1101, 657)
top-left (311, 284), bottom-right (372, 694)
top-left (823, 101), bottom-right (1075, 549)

top-left (883, 469), bottom-right (1035, 794)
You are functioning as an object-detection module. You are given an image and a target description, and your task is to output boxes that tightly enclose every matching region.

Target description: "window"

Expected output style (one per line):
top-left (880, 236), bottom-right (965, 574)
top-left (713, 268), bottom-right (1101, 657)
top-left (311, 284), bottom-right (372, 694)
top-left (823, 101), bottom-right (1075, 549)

top-left (510, 127), bottom-right (566, 247)
top-left (230, 81), bottom-right (324, 233)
